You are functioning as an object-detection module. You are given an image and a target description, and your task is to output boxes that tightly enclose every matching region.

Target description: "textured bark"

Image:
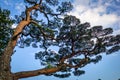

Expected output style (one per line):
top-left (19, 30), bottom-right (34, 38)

top-left (0, 20), bottom-right (30, 80)
top-left (0, 4), bottom-right (37, 80)
top-left (0, 3), bottom-right (62, 80)
top-left (14, 66), bottom-right (63, 79)
top-left (0, 3), bottom-right (40, 80)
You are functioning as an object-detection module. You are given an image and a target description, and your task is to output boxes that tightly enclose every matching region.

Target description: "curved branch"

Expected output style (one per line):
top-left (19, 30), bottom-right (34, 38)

top-left (1, 3), bottom-right (43, 78)
top-left (13, 4), bottom-right (41, 39)
top-left (14, 66), bottom-right (63, 79)
top-left (26, 4), bottom-right (40, 21)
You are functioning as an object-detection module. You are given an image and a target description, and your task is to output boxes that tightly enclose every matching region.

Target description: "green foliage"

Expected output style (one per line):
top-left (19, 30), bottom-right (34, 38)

top-left (0, 8), bottom-right (14, 55)
top-left (16, 0), bottom-right (73, 49)
top-left (45, 62), bottom-right (54, 69)
top-left (73, 70), bottom-right (85, 76)
top-left (53, 73), bottom-right (71, 78)
top-left (35, 15), bottom-right (120, 77)
top-left (3, 0), bottom-right (119, 78)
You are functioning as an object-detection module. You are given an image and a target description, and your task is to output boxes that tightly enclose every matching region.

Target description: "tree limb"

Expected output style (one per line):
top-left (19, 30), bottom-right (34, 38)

top-left (26, 4), bottom-right (40, 21)
top-left (14, 65), bottom-right (63, 79)
top-left (1, 3), bottom-right (42, 79)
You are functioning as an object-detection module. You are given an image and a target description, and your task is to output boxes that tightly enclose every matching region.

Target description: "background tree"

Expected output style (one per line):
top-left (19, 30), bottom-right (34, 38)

top-left (0, 0), bottom-right (120, 80)
top-left (0, 8), bottom-right (14, 55)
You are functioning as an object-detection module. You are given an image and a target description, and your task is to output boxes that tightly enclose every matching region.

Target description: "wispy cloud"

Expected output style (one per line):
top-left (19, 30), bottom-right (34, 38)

top-left (113, 30), bottom-right (120, 35)
top-left (3, 0), bottom-right (12, 6)
top-left (15, 3), bottom-right (25, 13)
top-left (69, 0), bottom-right (120, 29)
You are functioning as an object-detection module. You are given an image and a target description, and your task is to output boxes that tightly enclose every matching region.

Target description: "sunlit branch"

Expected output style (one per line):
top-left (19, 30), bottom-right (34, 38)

top-left (12, 4), bottom-right (40, 39)
top-left (26, 4), bottom-right (40, 21)
top-left (14, 66), bottom-right (63, 79)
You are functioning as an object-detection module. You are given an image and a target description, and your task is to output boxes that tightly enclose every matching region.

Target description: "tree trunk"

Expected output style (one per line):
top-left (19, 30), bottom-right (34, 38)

top-left (0, 3), bottom-right (60, 80)
top-left (0, 21), bottom-right (30, 80)
top-left (0, 3), bottom-right (41, 79)
top-left (0, 34), bottom-right (19, 80)
top-left (0, 40), bottom-right (16, 80)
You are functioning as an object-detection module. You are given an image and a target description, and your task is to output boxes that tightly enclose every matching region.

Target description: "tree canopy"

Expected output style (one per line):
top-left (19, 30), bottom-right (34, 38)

top-left (0, 0), bottom-right (120, 80)
top-left (34, 15), bottom-right (120, 78)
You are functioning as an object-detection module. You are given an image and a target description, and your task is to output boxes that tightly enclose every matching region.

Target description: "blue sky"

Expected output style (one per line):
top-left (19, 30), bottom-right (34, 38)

top-left (0, 0), bottom-right (120, 80)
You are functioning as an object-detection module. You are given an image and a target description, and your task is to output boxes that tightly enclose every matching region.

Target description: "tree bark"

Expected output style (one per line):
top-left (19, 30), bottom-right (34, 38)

top-left (14, 66), bottom-right (63, 79)
top-left (0, 3), bottom-right (41, 79)
top-left (0, 21), bottom-right (30, 80)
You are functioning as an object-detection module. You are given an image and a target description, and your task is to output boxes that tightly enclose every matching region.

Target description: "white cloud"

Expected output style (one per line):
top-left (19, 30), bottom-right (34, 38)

top-left (68, 0), bottom-right (120, 28)
top-left (73, 0), bottom-right (90, 6)
top-left (11, 24), bottom-right (17, 29)
top-left (113, 29), bottom-right (120, 35)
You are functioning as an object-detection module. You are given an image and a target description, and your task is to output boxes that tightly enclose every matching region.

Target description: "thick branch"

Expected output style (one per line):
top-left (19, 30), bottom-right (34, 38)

top-left (26, 4), bottom-right (40, 21)
top-left (13, 4), bottom-right (41, 39)
top-left (14, 66), bottom-right (62, 79)
top-left (12, 21), bottom-right (30, 39)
